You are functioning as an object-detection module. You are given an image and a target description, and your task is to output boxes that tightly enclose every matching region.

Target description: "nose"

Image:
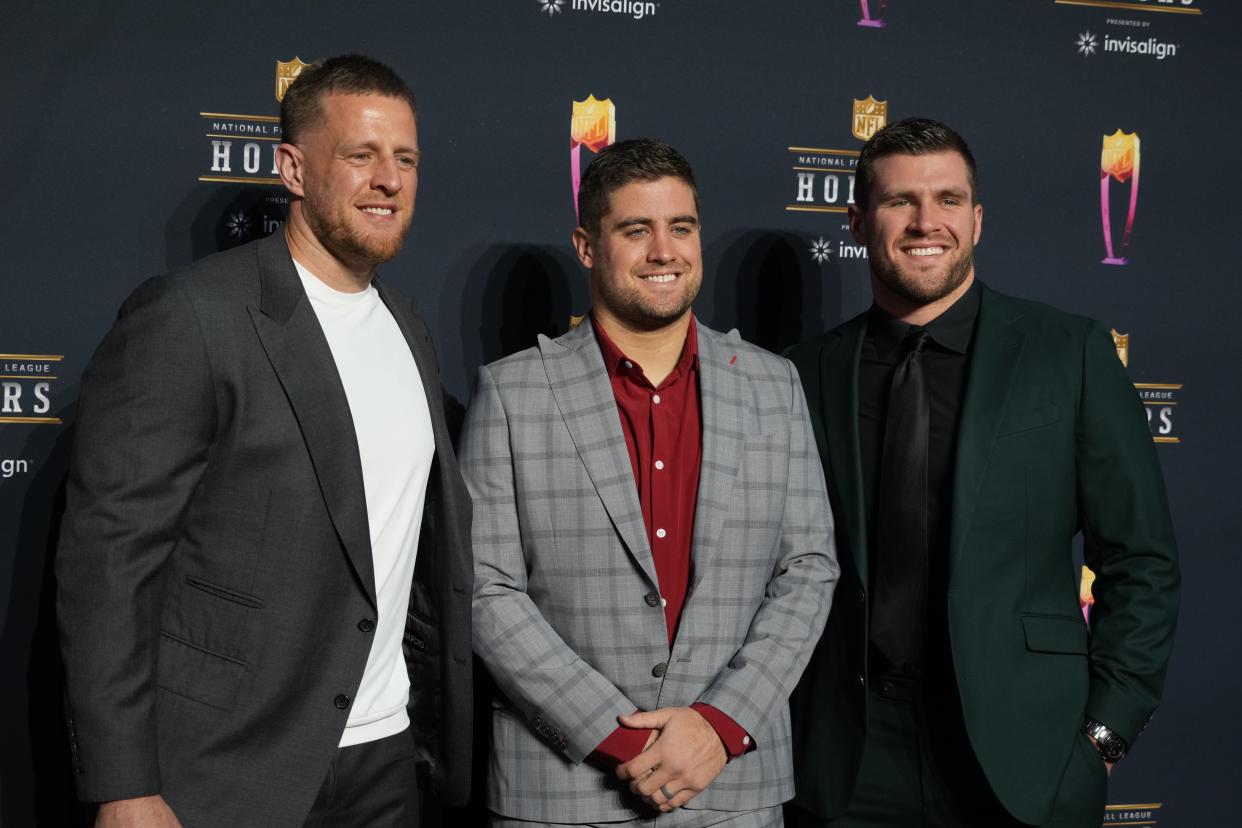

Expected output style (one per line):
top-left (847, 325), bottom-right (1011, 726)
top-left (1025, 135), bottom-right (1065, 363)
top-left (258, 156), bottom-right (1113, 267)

top-left (647, 227), bottom-right (678, 263)
top-left (370, 155), bottom-right (404, 196)
top-left (906, 204), bottom-right (942, 236)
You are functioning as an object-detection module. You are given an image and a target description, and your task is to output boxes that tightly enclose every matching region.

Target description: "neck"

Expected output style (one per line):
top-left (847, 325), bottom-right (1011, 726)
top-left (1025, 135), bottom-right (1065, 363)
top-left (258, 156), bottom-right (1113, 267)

top-left (872, 271), bottom-right (975, 327)
top-left (592, 307), bottom-right (691, 388)
top-left (284, 205), bottom-right (374, 293)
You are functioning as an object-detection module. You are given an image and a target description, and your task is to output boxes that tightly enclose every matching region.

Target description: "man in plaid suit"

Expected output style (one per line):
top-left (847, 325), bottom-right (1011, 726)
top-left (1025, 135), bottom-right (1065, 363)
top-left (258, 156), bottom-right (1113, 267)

top-left (461, 138), bottom-right (839, 827)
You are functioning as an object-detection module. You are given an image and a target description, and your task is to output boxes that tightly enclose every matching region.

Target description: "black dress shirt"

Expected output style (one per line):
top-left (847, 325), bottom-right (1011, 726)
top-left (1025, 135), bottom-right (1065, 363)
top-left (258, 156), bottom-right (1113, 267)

top-left (860, 280), bottom-right (981, 680)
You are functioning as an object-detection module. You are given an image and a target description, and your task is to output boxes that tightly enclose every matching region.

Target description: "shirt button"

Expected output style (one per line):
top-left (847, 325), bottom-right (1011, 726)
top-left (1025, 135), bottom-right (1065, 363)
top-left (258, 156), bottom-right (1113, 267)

top-left (357, 618), bottom-right (376, 632)
top-left (652, 662), bottom-right (668, 678)
top-left (660, 597), bottom-right (668, 607)
top-left (656, 528), bottom-right (666, 539)
top-left (624, 360), bottom-right (633, 369)
top-left (652, 394), bottom-right (662, 404)
top-left (654, 460), bottom-right (665, 470)
top-left (334, 694), bottom-right (351, 710)
top-left (644, 591), bottom-right (661, 607)
top-left (742, 735), bottom-right (751, 746)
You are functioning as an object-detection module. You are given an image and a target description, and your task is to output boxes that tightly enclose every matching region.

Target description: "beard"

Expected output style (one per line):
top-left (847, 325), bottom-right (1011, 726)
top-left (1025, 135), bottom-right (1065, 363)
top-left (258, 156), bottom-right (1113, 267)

top-left (302, 197), bottom-right (411, 268)
top-left (870, 241), bottom-right (975, 307)
top-left (593, 269), bottom-right (701, 333)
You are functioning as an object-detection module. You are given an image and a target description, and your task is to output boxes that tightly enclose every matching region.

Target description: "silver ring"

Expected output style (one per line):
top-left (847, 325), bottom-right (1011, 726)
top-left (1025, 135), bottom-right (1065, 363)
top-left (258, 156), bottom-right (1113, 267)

top-left (660, 783), bottom-right (675, 801)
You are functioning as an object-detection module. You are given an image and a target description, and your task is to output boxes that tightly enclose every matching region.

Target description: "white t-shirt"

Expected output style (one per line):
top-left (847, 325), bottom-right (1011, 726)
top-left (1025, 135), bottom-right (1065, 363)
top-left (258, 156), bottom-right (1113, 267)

top-left (294, 260), bottom-right (435, 747)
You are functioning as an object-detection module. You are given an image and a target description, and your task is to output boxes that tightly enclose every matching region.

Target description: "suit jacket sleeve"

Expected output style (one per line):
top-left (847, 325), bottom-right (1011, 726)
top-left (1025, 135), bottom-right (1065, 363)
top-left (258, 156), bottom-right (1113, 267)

top-left (463, 364), bottom-right (640, 764)
top-left (1077, 322), bottom-right (1180, 744)
top-left (55, 276), bottom-right (216, 802)
top-left (695, 360), bottom-right (840, 739)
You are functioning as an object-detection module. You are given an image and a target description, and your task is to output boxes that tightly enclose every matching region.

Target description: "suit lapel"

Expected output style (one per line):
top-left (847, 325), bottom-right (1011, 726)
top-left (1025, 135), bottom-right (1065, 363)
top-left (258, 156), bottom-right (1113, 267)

top-left (820, 314), bottom-right (869, 579)
top-left (542, 319), bottom-right (658, 588)
top-left (949, 286), bottom-right (1026, 578)
top-left (688, 324), bottom-right (747, 585)
top-left (247, 233), bottom-right (376, 608)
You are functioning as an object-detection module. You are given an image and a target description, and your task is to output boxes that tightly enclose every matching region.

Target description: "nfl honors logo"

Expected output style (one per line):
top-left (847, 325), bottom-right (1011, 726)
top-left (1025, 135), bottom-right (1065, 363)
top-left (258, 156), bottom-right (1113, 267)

top-left (276, 57), bottom-right (312, 103)
top-left (852, 96), bottom-right (887, 142)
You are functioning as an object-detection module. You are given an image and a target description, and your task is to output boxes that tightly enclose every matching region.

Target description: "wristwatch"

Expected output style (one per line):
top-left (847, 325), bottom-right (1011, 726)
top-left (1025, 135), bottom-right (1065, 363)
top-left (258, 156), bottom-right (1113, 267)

top-left (1082, 719), bottom-right (1129, 763)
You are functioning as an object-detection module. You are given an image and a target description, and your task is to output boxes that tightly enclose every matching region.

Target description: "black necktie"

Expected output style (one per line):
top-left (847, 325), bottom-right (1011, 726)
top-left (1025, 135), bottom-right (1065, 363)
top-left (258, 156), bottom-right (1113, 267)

top-left (871, 327), bottom-right (930, 672)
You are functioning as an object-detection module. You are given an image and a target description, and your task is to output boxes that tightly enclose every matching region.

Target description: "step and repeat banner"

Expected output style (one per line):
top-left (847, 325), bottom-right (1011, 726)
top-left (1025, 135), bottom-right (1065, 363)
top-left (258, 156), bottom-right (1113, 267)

top-left (1, 1), bottom-right (1236, 824)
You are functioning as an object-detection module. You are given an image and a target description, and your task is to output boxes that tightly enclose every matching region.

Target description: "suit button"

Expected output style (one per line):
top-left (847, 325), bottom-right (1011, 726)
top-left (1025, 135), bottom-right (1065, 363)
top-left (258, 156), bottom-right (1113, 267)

top-left (652, 662), bottom-right (667, 678)
top-left (857, 674), bottom-right (865, 687)
top-left (644, 592), bottom-right (660, 607)
top-left (334, 694), bottom-right (351, 710)
top-left (857, 588), bottom-right (866, 604)
top-left (358, 618), bottom-right (376, 632)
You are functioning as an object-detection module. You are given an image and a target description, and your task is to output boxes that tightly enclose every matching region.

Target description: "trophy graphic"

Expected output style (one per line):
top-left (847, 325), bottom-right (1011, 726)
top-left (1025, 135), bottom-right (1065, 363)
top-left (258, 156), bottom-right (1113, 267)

top-left (858, 0), bottom-right (888, 28)
top-left (571, 95), bottom-right (616, 219)
top-left (1100, 129), bottom-right (1141, 266)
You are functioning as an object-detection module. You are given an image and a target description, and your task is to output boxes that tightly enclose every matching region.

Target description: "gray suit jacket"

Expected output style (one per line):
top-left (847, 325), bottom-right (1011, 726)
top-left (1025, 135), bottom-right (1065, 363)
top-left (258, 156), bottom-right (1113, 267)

top-left (462, 317), bottom-right (838, 823)
top-left (56, 232), bottom-right (473, 827)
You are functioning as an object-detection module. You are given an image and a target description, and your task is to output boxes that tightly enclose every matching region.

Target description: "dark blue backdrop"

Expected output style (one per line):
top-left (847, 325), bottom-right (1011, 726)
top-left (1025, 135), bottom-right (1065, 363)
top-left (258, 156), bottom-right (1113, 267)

top-left (2, 1), bottom-right (1236, 824)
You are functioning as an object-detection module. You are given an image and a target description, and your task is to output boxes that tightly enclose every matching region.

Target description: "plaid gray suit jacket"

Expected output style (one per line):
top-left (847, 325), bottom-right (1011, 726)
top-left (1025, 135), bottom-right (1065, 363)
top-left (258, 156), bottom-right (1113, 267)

top-left (462, 317), bottom-right (839, 823)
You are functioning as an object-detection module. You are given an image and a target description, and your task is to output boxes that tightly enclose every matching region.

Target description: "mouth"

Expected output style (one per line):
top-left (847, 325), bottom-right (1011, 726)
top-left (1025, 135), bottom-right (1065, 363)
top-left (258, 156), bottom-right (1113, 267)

top-left (902, 245), bottom-right (948, 258)
top-left (638, 271), bottom-right (682, 284)
top-left (358, 205), bottom-right (396, 217)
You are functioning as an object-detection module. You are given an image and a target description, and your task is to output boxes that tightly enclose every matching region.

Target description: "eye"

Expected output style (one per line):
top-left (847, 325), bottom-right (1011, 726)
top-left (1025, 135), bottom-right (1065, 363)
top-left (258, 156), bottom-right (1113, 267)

top-left (397, 155), bottom-right (419, 169)
top-left (348, 152), bottom-right (372, 163)
top-left (671, 224), bottom-right (694, 236)
top-left (625, 227), bottom-right (649, 238)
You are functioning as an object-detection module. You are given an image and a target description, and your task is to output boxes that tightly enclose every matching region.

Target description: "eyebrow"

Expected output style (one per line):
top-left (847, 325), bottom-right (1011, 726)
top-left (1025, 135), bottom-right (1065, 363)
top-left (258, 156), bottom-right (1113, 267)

top-left (613, 214), bottom-right (700, 229)
top-left (880, 187), bottom-right (970, 201)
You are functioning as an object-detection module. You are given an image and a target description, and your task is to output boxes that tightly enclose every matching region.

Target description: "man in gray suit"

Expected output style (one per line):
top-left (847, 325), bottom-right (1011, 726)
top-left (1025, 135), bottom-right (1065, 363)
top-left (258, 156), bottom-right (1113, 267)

top-left (462, 138), bottom-right (839, 827)
top-left (56, 55), bottom-right (472, 827)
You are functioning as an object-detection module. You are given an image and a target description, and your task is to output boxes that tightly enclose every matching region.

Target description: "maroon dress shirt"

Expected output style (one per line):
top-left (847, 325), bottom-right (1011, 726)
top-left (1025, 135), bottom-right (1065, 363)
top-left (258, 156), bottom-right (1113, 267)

top-left (588, 316), bottom-right (753, 767)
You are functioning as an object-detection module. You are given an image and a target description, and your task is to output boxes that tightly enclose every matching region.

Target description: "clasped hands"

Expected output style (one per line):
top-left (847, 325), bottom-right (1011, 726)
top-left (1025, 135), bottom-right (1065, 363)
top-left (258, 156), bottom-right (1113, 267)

top-left (614, 706), bottom-right (728, 813)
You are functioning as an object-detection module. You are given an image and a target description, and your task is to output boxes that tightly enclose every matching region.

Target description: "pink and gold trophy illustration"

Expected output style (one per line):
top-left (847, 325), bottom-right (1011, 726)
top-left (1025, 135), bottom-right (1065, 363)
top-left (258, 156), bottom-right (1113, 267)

top-left (1100, 129), bottom-right (1141, 266)
top-left (858, 0), bottom-right (888, 28)
top-left (570, 95), bottom-right (616, 219)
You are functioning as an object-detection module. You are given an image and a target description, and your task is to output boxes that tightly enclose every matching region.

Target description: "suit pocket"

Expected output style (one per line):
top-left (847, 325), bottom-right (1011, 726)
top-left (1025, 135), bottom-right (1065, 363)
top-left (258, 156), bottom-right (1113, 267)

top-left (1021, 613), bottom-right (1088, 655)
top-left (998, 404), bottom-right (1060, 437)
top-left (156, 631), bottom-right (248, 710)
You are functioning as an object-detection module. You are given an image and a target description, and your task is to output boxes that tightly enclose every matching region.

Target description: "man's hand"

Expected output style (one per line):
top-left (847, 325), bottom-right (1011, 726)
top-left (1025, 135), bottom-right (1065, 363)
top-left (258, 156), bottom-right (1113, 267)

top-left (615, 707), bottom-right (728, 812)
top-left (1085, 734), bottom-right (1116, 778)
top-left (96, 795), bottom-right (183, 827)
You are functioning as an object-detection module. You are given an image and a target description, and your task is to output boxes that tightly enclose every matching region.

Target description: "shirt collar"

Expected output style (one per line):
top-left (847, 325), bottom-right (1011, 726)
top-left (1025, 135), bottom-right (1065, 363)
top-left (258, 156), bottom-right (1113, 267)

top-left (867, 278), bottom-right (981, 359)
top-left (592, 313), bottom-right (699, 384)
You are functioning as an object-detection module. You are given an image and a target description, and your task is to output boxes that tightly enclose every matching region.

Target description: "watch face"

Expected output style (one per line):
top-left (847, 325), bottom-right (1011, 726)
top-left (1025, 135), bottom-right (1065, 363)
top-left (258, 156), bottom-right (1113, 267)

top-left (1102, 739), bottom-right (1126, 761)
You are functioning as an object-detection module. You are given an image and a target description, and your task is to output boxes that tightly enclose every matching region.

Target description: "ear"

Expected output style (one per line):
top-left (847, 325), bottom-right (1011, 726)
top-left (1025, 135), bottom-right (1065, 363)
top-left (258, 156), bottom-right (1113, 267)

top-left (847, 203), bottom-right (867, 246)
top-left (571, 226), bottom-right (595, 269)
top-left (276, 143), bottom-right (306, 197)
top-left (972, 202), bottom-right (983, 245)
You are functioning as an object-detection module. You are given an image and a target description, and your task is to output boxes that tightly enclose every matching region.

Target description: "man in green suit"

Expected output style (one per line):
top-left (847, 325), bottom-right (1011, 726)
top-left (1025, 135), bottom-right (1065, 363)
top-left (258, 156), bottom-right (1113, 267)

top-left (784, 118), bottom-right (1179, 827)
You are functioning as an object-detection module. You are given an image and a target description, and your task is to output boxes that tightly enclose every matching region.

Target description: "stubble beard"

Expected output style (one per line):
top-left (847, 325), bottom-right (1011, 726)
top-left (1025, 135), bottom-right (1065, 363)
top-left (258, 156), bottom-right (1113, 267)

top-left (304, 198), bottom-right (410, 269)
top-left (871, 243), bottom-right (975, 308)
top-left (595, 269), bottom-right (701, 333)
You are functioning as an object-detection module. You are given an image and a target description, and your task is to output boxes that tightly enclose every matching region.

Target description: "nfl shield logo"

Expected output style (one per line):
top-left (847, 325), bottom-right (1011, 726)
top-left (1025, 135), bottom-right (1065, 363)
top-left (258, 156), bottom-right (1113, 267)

top-left (571, 95), bottom-right (617, 152)
top-left (1101, 129), bottom-right (1139, 183)
top-left (276, 56), bottom-right (312, 103)
top-left (852, 96), bottom-right (888, 142)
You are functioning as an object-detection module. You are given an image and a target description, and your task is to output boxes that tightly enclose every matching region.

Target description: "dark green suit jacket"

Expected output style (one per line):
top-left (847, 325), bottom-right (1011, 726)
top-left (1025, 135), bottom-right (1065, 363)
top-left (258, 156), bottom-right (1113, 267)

top-left (785, 284), bottom-right (1179, 824)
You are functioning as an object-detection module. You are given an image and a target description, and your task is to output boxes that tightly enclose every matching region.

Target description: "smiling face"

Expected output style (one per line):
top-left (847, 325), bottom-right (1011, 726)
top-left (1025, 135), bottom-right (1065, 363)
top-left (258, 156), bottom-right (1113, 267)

top-left (281, 92), bottom-right (419, 273)
top-left (573, 176), bottom-right (702, 333)
top-left (849, 150), bottom-right (983, 316)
